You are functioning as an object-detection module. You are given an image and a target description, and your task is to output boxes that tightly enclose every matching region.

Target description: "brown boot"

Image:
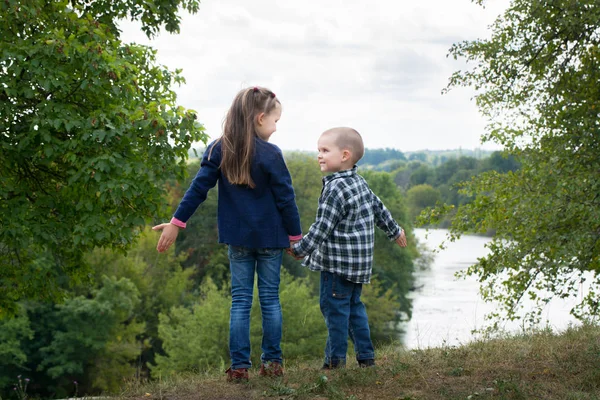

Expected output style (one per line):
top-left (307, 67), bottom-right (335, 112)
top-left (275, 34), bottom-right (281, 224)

top-left (259, 361), bottom-right (284, 377)
top-left (225, 367), bottom-right (249, 382)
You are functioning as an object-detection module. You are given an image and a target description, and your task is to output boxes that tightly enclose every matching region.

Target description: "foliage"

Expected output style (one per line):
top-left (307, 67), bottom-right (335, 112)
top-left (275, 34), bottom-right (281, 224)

top-left (409, 164), bottom-right (435, 187)
top-left (403, 148), bottom-right (494, 166)
top-left (424, 0), bottom-right (600, 325)
top-left (0, 0), bottom-right (206, 315)
top-left (151, 278), bottom-right (231, 377)
top-left (406, 184), bottom-right (441, 221)
top-left (0, 229), bottom-right (197, 398)
top-left (38, 277), bottom-right (142, 388)
top-left (0, 276), bottom-right (143, 399)
top-left (0, 309), bottom-right (33, 390)
top-left (68, 0), bottom-right (200, 38)
top-left (258, 273), bottom-right (326, 362)
top-left (83, 228), bottom-right (196, 376)
top-left (361, 279), bottom-right (404, 344)
top-left (359, 170), bottom-right (416, 322)
top-left (152, 272), bottom-right (325, 376)
top-left (392, 152), bottom-right (519, 226)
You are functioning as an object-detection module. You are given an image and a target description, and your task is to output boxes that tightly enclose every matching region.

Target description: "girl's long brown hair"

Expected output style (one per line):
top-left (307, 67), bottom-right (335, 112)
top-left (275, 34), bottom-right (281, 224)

top-left (210, 86), bottom-right (279, 188)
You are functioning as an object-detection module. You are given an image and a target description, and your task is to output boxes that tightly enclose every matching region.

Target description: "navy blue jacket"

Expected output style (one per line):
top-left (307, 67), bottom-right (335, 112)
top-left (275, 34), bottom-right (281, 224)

top-left (173, 138), bottom-right (302, 248)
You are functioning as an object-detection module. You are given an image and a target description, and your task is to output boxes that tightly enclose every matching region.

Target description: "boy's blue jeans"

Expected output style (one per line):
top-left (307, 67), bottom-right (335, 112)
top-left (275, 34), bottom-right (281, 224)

top-left (320, 271), bottom-right (375, 367)
top-left (228, 245), bottom-right (284, 370)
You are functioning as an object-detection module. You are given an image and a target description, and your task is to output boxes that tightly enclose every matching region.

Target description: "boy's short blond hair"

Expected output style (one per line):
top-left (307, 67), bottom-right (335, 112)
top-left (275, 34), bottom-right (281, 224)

top-left (321, 127), bottom-right (365, 164)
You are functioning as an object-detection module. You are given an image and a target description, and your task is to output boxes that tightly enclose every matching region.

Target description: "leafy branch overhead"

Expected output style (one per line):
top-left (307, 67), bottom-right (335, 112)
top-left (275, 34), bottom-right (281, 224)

top-left (0, 0), bottom-right (207, 315)
top-left (424, 0), bottom-right (600, 325)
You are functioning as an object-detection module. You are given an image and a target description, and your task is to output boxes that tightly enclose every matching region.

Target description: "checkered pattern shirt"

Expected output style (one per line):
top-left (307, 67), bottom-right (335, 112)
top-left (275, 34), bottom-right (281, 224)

top-left (291, 166), bottom-right (402, 284)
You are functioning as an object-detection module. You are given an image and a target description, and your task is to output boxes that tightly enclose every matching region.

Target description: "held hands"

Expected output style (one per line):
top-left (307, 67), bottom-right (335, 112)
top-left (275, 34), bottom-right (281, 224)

top-left (153, 223), bottom-right (180, 253)
top-left (395, 230), bottom-right (408, 248)
top-left (286, 240), bottom-right (303, 260)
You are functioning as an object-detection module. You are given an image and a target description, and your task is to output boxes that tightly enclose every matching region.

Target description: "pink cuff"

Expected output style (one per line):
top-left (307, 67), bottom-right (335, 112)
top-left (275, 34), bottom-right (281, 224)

top-left (288, 234), bottom-right (303, 241)
top-left (170, 217), bottom-right (186, 229)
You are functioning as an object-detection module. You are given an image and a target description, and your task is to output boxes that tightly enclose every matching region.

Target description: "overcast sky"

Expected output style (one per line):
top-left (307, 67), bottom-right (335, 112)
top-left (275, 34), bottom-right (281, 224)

top-left (119, 0), bottom-right (510, 152)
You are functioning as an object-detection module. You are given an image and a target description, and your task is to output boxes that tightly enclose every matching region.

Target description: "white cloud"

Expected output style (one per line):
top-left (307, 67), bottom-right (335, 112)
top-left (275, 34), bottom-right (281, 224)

top-left (118, 0), bottom-right (510, 152)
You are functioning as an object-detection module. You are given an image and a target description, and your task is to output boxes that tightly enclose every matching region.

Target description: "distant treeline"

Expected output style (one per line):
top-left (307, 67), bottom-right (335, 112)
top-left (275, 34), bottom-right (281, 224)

top-left (395, 151), bottom-right (520, 227)
top-left (358, 148), bottom-right (497, 170)
top-left (189, 146), bottom-right (519, 227)
top-left (189, 147), bottom-right (496, 168)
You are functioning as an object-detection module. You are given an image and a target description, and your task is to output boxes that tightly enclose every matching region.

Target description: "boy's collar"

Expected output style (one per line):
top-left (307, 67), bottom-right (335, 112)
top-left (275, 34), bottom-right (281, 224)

top-left (323, 165), bottom-right (357, 183)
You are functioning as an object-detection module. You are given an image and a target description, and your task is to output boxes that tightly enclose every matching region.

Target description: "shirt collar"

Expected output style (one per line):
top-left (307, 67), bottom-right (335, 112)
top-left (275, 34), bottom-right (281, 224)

top-left (323, 165), bottom-right (357, 185)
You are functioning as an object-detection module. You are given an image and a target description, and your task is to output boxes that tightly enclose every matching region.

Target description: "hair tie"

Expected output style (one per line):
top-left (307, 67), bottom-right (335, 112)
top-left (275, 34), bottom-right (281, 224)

top-left (253, 87), bottom-right (258, 92)
top-left (270, 92), bottom-right (276, 98)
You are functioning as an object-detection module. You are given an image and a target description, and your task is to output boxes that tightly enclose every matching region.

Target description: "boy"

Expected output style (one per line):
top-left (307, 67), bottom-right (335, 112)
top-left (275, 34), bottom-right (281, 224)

top-left (290, 127), bottom-right (407, 369)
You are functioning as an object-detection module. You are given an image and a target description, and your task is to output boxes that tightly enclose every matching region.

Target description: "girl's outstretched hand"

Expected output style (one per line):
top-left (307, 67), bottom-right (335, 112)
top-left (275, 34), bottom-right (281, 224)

top-left (395, 230), bottom-right (407, 248)
top-left (153, 223), bottom-right (180, 253)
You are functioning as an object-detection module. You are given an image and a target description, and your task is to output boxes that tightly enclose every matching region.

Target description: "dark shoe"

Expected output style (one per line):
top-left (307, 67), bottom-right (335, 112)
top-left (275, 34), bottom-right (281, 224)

top-left (322, 362), bottom-right (342, 370)
top-left (358, 359), bottom-right (375, 368)
top-left (259, 361), bottom-right (284, 377)
top-left (225, 367), bottom-right (249, 382)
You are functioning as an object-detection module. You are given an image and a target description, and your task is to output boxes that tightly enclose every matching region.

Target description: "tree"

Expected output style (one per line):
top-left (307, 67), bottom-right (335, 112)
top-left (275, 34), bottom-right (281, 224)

top-left (0, 0), bottom-right (207, 314)
top-left (425, 0), bottom-right (600, 325)
top-left (359, 148), bottom-right (407, 166)
top-left (84, 228), bottom-right (196, 376)
top-left (6, 277), bottom-right (143, 398)
top-left (479, 151), bottom-right (520, 174)
top-left (406, 184), bottom-right (441, 221)
top-left (409, 164), bottom-right (435, 187)
top-left (0, 308), bottom-right (33, 391)
top-left (360, 170), bottom-right (416, 322)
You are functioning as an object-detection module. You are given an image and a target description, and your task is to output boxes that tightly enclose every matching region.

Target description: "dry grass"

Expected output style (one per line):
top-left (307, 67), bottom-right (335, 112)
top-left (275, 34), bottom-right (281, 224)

top-left (117, 324), bottom-right (600, 400)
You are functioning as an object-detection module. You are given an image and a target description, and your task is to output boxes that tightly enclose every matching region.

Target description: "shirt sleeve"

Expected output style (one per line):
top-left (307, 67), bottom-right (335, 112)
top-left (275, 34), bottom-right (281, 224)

top-left (173, 142), bottom-right (220, 223)
top-left (267, 149), bottom-right (302, 237)
top-left (371, 190), bottom-right (402, 240)
top-left (292, 184), bottom-right (345, 257)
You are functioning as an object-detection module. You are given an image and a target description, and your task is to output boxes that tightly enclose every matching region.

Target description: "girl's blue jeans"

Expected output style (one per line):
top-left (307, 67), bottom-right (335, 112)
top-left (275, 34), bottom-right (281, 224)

top-left (320, 271), bottom-right (375, 367)
top-left (228, 245), bottom-right (284, 370)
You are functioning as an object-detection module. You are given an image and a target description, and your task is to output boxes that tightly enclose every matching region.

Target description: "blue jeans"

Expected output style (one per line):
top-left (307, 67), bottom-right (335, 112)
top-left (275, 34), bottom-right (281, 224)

top-left (228, 245), bottom-right (284, 369)
top-left (320, 271), bottom-right (375, 367)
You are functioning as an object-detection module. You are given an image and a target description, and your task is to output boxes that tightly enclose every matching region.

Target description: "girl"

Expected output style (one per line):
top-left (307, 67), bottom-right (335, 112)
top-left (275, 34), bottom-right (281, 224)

top-left (153, 86), bottom-right (302, 381)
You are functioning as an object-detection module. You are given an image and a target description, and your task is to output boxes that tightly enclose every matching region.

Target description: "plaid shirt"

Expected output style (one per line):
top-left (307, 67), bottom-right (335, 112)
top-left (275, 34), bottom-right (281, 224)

top-left (292, 166), bottom-right (402, 283)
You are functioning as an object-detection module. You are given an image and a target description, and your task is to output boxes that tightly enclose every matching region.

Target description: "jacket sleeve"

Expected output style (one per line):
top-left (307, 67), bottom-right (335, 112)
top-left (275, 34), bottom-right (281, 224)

top-left (173, 142), bottom-right (220, 223)
top-left (371, 190), bottom-right (402, 240)
top-left (267, 148), bottom-right (302, 237)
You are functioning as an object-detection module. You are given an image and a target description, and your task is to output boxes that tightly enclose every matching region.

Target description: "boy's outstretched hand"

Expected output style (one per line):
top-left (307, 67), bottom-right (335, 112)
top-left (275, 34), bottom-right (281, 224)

top-left (153, 223), bottom-right (180, 253)
top-left (395, 230), bottom-right (408, 247)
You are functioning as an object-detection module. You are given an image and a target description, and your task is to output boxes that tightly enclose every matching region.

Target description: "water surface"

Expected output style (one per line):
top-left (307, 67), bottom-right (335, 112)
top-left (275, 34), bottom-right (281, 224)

top-left (401, 229), bottom-right (586, 349)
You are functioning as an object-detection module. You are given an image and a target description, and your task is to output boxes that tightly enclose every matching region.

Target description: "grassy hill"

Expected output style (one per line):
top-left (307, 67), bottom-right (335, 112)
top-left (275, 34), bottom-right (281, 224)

top-left (119, 324), bottom-right (600, 400)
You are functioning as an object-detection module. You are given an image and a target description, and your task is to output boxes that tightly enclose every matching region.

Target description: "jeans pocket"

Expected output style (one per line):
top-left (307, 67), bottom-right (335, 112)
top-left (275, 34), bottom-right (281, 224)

top-left (331, 275), bottom-right (352, 299)
top-left (228, 245), bottom-right (250, 260)
top-left (260, 248), bottom-right (283, 257)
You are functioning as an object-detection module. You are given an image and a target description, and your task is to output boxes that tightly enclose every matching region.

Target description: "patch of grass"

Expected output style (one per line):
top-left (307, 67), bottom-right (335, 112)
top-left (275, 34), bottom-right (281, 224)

top-left (116, 324), bottom-right (600, 400)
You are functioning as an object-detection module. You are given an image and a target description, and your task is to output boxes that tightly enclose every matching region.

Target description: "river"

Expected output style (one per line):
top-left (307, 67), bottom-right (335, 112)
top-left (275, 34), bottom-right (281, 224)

top-left (400, 228), bottom-right (587, 349)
